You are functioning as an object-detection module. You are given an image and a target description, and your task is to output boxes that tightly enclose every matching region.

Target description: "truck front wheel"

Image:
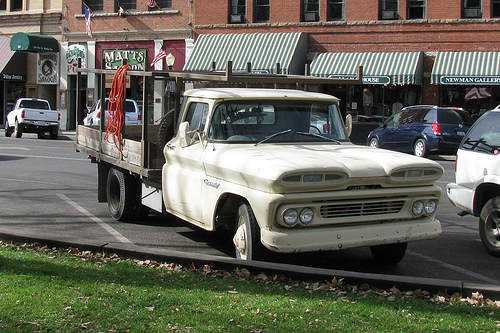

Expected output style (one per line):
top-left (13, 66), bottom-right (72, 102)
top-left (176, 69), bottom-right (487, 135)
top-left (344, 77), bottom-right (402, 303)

top-left (479, 197), bottom-right (500, 257)
top-left (370, 242), bottom-right (407, 264)
top-left (107, 168), bottom-right (135, 221)
top-left (233, 203), bottom-right (266, 260)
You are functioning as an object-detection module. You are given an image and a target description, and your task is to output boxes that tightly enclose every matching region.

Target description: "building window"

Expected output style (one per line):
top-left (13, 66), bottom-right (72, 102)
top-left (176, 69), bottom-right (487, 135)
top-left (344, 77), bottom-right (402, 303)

top-left (493, 0), bottom-right (500, 17)
top-left (115, 0), bottom-right (136, 12)
top-left (462, 0), bottom-right (482, 18)
top-left (148, 0), bottom-right (172, 11)
top-left (407, 0), bottom-right (425, 19)
top-left (84, 0), bottom-right (103, 12)
top-left (327, 0), bottom-right (344, 20)
top-left (380, 0), bottom-right (398, 20)
top-left (229, 0), bottom-right (246, 23)
top-left (0, 0), bottom-right (6, 11)
top-left (302, 0), bottom-right (319, 22)
top-left (10, 0), bottom-right (22, 11)
top-left (254, 0), bottom-right (269, 23)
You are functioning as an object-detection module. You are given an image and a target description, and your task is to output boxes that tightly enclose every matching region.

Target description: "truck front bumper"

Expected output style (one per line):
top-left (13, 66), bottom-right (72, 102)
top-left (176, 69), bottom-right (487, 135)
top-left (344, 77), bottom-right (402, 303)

top-left (260, 217), bottom-right (442, 253)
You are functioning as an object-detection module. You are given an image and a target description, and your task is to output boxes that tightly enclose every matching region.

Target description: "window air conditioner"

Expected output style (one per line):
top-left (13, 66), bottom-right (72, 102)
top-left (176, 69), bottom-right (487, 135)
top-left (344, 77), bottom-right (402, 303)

top-left (381, 10), bottom-right (398, 19)
top-left (231, 15), bottom-right (245, 23)
top-left (304, 12), bottom-right (318, 21)
top-left (464, 8), bottom-right (482, 18)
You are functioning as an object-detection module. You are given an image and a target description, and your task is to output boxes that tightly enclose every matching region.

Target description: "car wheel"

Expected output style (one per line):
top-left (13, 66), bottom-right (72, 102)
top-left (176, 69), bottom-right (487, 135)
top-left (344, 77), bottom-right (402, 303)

top-left (479, 197), bottom-right (500, 257)
top-left (413, 138), bottom-right (427, 157)
top-left (370, 242), bottom-right (407, 264)
top-left (4, 121), bottom-right (12, 137)
top-left (369, 137), bottom-right (379, 148)
top-left (233, 202), bottom-right (266, 260)
top-left (106, 167), bottom-right (136, 221)
top-left (14, 120), bottom-right (23, 138)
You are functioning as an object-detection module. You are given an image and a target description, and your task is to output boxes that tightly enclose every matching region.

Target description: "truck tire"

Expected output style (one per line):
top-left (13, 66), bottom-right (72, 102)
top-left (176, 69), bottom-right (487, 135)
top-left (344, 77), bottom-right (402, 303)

top-left (370, 242), bottom-right (407, 264)
top-left (157, 110), bottom-right (175, 151)
top-left (50, 129), bottom-right (58, 140)
top-left (14, 120), bottom-right (23, 138)
top-left (479, 197), bottom-right (500, 257)
top-left (106, 167), bottom-right (136, 221)
top-left (4, 121), bottom-right (12, 137)
top-left (233, 202), bottom-right (266, 260)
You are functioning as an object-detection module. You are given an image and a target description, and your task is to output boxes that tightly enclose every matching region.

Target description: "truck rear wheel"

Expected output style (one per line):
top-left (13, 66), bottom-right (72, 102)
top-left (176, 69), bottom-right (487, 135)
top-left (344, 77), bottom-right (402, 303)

top-left (4, 121), bottom-right (12, 137)
top-left (107, 168), bottom-right (135, 221)
top-left (233, 203), bottom-right (266, 260)
top-left (479, 197), bottom-right (500, 257)
top-left (370, 242), bottom-right (407, 264)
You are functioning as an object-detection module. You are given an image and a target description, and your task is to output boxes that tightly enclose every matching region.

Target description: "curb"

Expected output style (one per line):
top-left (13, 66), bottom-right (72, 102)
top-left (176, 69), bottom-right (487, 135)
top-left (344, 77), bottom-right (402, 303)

top-left (0, 229), bottom-right (499, 300)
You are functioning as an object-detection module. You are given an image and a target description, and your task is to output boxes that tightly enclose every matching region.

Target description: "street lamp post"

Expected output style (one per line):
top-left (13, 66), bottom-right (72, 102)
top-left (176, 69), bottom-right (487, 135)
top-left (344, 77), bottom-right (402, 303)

top-left (166, 53), bottom-right (175, 70)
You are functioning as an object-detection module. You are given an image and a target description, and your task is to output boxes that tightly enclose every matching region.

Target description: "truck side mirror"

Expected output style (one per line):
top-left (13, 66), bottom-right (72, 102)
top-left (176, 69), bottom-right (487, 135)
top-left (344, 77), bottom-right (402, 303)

top-left (178, 121), bottom-right (190, 147)
top-left (345, 114), bottom-right (353, 137)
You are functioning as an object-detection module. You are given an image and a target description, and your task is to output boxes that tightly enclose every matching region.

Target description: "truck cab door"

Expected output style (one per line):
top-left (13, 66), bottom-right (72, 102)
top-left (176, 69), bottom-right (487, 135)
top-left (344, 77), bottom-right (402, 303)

top-left (162, 101), bottom-right (209, 227)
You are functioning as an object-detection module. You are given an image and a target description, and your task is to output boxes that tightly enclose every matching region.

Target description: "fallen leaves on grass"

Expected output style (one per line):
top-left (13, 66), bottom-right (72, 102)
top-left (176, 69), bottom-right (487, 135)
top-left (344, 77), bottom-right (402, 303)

top-left (3, 241), bottom-right (499, 309)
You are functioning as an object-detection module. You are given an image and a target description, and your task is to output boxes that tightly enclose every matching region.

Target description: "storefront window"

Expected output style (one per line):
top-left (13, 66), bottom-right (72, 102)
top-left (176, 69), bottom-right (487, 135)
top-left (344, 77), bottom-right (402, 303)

top-left (254, 0), bottom-right (269, 22)
top-left (229, 0), bottom-right (246, 23)
top-left (84, 0), bottom-right (103, 13)
top-left (380, 0), bottom-right (398, 19)
top-left (408, 0), bottom-right (425, 19)
top-left (148, 0), bottom-right (172, 10)
top-left (440, 85), bottom-right (497, 116)
top-left (302, 0), bottom-right (319, 22)
top-left (327, 0), bottom-right (344, 21)
top-left (115, 0), bottom-right (136, 11)
top-left (492, 0), bottom-right (500, 17)
top-left (462, 0), bottom-right (482, 18)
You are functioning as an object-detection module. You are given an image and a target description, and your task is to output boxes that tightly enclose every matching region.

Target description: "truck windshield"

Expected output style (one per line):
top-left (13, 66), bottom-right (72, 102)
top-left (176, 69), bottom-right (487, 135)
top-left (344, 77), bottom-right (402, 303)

top-left (208, 100), bottom-right (348, 143)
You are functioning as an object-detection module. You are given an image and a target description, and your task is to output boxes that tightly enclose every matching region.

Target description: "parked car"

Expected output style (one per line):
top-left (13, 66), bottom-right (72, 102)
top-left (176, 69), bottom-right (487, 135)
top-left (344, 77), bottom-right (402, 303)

top-left (83, 98), bottom-right (141, 126)
top-left (5, 98), bottom-right (60, 139)
top-left (447, 106), bottom-right (500, 257)
top-left (367, 105), bottom-right (474, 157)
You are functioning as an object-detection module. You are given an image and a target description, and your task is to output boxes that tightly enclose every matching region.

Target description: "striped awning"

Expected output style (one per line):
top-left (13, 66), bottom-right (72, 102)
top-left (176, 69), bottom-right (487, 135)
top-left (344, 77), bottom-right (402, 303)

top-left (310, 52), bottom-right (423, 85)
top-left (183, 32), bottom-right (308, 75)
top-left (431, 52), bottom-right (500, 85)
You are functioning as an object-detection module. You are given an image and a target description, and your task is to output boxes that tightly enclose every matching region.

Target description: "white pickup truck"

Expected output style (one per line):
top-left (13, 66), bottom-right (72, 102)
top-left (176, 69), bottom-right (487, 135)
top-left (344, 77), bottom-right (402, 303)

top-left (75, 67), bottom-right (444, 264)
top-left (5, 98), bottom-right (60, 139)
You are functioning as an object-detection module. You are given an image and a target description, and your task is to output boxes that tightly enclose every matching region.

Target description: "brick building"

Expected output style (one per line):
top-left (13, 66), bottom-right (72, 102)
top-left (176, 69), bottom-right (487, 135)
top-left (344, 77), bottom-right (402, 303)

top-left (190, 0), bottom-right (500, 123)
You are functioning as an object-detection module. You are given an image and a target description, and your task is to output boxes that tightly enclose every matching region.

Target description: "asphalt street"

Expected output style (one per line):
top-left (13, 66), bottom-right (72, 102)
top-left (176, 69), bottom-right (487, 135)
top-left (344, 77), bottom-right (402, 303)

top-left (1, 131), bottom-right (499, 298)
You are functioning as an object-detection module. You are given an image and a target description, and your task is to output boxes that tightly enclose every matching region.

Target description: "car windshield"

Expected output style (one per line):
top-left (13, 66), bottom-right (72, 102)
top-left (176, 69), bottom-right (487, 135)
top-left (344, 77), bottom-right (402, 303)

top-left (208, 100), bottom-right (348, 143)
top-left (461, 111), bottom-right (500, 154)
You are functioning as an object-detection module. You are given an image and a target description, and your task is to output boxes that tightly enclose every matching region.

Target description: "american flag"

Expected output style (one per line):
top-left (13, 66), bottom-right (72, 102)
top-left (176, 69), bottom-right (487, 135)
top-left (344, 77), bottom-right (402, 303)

top-left (84, 5), bottom-right (93, 38)
top-left (150, 48), bottom-right (167, 67)
top-left (148, 0), bottom-right (157, 7)
top-left (465, 87), bottom-right (492, 100)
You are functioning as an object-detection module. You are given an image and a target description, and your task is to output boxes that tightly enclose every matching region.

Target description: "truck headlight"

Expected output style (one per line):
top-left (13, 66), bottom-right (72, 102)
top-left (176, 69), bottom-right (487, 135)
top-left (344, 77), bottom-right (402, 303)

top-left (412, 200), bottom-right (424, 216)
top-left (283, 209), bottom-right (298, 225)
top-left (424, 200), bottom-right (437, 215)
top-left (299, 208), bottom-right (314, 224)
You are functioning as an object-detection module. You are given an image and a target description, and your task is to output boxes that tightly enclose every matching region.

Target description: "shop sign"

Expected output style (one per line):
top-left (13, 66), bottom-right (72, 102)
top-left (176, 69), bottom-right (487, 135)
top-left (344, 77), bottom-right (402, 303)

top-left (440, 76), bottom-right (500, 85)
top-left (37, 53), bottom-right (59, 85)
top-left (66, 44), bottom-right (87, 75)
top-left (103, 49), bottom-right (146, 70)
top-left (328, 75), bottom-right (391, 85)
top-left (2, 73), bottom-right (25, 81)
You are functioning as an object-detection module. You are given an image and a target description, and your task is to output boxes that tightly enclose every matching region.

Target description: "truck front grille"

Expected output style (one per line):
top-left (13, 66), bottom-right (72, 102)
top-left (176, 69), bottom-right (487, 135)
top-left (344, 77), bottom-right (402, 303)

top-left (320, 200), bottom-right (405, 218)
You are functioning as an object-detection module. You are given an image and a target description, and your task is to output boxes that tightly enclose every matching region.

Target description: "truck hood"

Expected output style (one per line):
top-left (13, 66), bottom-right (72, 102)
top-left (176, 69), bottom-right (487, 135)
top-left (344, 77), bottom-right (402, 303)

top-left (203, 143), bottom-right (443, 193)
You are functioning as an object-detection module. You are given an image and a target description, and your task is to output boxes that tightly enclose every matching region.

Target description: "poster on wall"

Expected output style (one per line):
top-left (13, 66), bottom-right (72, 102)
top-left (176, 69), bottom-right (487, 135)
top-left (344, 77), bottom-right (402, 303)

top-left (37, 53), bottom-right (59, 85)
top-left (66, 44), bottom-right (87, 75)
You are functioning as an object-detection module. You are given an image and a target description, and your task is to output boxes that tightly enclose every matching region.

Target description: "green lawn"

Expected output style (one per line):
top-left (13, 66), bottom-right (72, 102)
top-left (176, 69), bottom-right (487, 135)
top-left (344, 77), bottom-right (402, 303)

top-left (0, 241), bottom-right (498, 332)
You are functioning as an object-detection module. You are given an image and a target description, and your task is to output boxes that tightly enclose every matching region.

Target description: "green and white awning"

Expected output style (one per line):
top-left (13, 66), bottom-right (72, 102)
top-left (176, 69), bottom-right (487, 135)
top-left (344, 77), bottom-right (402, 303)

top-left (431, 52), bottom-right (500, 85)
top-left (310, 52), bottom-right (423, 85)
top-left (183, 32), bottom-right (308, 75)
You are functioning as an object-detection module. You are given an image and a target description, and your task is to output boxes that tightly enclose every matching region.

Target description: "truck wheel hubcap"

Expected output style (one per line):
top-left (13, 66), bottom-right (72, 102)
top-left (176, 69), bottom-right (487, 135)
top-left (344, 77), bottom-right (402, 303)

top-left (233, 218), bottom-right (247, 257)
top-left (485, 210), bottom-right (500, 247)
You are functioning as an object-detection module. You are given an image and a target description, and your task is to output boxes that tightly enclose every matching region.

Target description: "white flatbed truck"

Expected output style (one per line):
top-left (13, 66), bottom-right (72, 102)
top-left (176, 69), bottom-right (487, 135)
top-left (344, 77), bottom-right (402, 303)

top-left (74, 64), bottom-right (443, 263)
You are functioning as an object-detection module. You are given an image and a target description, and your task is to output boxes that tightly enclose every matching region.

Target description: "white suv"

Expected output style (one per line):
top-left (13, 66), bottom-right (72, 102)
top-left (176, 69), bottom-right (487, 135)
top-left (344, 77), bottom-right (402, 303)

top-left (83, 98), bottom-right (141, 126)
top-left (447, 106), bottom-right (500, 257)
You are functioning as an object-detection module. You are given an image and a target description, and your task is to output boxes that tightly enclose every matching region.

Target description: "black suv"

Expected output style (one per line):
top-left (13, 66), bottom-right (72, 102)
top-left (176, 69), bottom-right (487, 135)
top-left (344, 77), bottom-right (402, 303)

top-left (367, 105), bottom-right (474, 157)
